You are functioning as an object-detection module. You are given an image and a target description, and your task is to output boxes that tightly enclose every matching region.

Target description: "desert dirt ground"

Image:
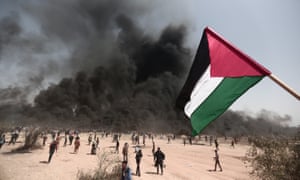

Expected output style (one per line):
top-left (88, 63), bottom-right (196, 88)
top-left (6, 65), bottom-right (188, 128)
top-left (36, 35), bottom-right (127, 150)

top-left (0, 132), bottom-right (253, 180)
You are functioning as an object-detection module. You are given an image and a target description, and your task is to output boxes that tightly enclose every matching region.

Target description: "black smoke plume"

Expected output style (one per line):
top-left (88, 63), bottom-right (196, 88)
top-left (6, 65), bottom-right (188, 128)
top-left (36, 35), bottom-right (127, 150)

top-left (0, 0), bottom-right (297, 136)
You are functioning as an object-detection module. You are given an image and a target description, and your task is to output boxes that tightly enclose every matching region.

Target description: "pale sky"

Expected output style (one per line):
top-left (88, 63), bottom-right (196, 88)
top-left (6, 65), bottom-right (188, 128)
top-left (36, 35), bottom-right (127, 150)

top-left (0, 0), bottom-right (299, 126)
top-left (135, 0), bottom-right (300, 126)
top-left (187, 0), bottom-right (300, 126)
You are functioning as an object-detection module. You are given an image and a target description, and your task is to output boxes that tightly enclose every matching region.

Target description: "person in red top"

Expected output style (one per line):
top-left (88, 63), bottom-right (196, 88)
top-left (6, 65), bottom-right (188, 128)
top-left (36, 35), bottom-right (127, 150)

top-left (48, 140), bottom-right (57, 163)
top-left (74, 136), bottom-right (80, 153)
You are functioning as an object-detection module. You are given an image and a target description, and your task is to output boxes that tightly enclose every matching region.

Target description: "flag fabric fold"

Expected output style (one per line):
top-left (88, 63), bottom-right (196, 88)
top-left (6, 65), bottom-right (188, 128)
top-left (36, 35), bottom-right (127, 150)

top-left (176, 27), bottom-right (271, 136)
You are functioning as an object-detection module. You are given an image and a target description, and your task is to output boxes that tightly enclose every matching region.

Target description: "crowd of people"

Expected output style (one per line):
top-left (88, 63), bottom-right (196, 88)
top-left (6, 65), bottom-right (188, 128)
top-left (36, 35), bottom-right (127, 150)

top-left (0, 129), bottom-right (234, 179)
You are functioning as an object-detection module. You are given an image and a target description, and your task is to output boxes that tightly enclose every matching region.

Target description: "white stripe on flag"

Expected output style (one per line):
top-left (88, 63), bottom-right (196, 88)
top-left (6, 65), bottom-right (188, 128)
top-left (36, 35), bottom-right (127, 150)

top-left (184, 65), bottom-right (223, 117)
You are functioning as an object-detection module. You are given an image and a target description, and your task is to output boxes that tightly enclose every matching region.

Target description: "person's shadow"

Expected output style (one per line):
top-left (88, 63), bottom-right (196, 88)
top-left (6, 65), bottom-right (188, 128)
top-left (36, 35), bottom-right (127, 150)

top-left (39, 161), bottom-right (48, 164)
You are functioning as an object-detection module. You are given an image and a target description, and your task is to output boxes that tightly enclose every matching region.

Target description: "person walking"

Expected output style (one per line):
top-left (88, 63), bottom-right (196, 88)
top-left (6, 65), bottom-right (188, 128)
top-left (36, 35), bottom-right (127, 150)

top-left (213, 149), bottom-right (223, 171)
top-left (135, 149), bottom-right (143, 176)
top-left (154, 147), bottom-right (165, 175)
top-left (48, 140), bottom-right (57, 163)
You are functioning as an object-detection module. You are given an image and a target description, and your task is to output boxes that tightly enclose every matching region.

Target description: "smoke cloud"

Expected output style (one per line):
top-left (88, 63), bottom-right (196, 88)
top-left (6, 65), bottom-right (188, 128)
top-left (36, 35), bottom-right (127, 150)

top-left (0, 0), bottom-right (296, 135)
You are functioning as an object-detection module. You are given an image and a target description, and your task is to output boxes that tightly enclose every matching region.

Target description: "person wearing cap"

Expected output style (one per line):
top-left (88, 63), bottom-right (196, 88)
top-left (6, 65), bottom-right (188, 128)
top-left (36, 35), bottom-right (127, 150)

top-left (121, 160), bottom-right (132, 180)
top-left (154, 147), bottom-right (165, 175)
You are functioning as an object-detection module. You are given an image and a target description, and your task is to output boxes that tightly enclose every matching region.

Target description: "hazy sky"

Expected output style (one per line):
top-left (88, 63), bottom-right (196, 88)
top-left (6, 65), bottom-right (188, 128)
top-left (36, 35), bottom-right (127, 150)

top-left (143, 0), bottom-right (300, 126)
top-left (0, 0), bottom-right (299, 126)
top-left (187, 0), bottom-right (300, 126)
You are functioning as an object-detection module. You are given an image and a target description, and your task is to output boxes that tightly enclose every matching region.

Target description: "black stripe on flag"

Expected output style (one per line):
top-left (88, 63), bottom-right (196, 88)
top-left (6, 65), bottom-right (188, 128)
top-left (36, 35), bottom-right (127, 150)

top-left (176, 30), bottom-right (210, 109)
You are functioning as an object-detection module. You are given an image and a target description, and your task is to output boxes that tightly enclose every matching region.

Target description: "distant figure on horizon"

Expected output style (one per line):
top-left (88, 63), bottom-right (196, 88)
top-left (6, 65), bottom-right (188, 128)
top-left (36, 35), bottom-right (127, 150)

top-left (231, 139), bottom-right (235, 148)
top-left (183, 138), bottom-right (186, 146)
top-left (42, 133), bottom-right (48, 146)
top-left (69, 132), bottom-right (74, 145)
top-left (91, 142), bottom-right (97, 155)
top-left (122, 142), bottom-right (129, 161)
top-left (88, 134), bottom-right (92, 145)
top-left (51, 131), bottom-right (56, 140)
top-left (213, 149), bottom-right (223, 172)
top-left (154, 147), bottom-right (165, 175)
top-left (94, 131), bottom-right (97, 141)
top-left (152, 141), bottom-right (155, 156)
top-left (0, 134), bottom-right (5, 149)
top-left (214, 139), bottom-right (219, 150)
top-left (135, 149), bottom-right (143, 176)
top-left (48, 140), bottom-right (57, 163)
top-left (96, 137), bottom-right (99, 148)
top-left (8, 131), bottom-right (18, 145)
top-left (63, 133), bottom-right (67, 147)
top-left (121, 160), bottom-right (132, 180)
top-left (116, 139), bottom-right (119, 153)
top-left (143, 134), bottom-right (146, 146)
top-left (55, 135), bottom-right (61, 151)
top-left (209, 136), bottom-right (213, 146)
top-left (189, 136), bottom-right (192, 145)
top-left (74, 136), bottom-right (80, 153)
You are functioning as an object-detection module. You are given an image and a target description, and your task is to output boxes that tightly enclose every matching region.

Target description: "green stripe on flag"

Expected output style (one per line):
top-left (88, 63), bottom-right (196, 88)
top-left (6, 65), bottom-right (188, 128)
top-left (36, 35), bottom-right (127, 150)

top-left (190, 76), bottom-right (263, 135)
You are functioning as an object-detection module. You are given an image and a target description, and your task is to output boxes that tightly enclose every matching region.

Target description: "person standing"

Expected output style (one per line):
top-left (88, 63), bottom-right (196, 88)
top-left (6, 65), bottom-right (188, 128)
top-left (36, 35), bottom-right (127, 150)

top-left (0, 134), bottom-right (5, 149)
top-left (88, 134), bottom-right (92, 145)
top-left (231, 139), bottom-right (235, 148)
top-left (42, 133), bottom-right (48, 146)
top-left (154, 147), bottom-right (165, 175)
top-left (122, 143), bottom-right (129, 161)
top-left (152, 141), bottom-right (155, 156)
top-left (116, 139), bottom-right (120, 154)
top-left (142, 134), bottom-right (146, 146)
top-left (213, 149), bottom-right (223, 171)
top-left (55, 134), bottom-right (60, 151)
top-left (121, 161), bottom-right (132, 180)
top-left (69, 132), bottom-right (74, 145)
top-left (96, 137), bottom-right (100, 148)
top-left (135, 149), bottom-right (143, 176)
top-left (91, 142), bottom-right (97, 155)
top-left (74, 136), bottom-right (80, 153)
top-left (63, 134), bottom-right (67, 147)
top-left (48, 140), bottom-right (57, 163)
top-left (214, 139), bottom-right (219, 150)
top-left (189, 136), bottom-right (192, 145)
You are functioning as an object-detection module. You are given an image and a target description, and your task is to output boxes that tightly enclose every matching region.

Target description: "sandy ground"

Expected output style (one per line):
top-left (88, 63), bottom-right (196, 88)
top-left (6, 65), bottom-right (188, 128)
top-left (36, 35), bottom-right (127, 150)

top-left (0, 132), bottom-right (253, 180)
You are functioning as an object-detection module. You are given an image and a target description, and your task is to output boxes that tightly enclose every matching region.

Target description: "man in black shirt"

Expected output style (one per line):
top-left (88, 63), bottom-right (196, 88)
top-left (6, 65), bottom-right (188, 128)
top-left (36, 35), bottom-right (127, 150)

top-left (154, 147), bottom-right (165, 175)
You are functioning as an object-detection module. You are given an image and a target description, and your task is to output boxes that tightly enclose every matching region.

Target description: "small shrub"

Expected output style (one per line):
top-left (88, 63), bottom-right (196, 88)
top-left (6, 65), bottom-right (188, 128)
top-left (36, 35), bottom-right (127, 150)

top-left (77, 152), bottom-right (121, 180)
top-left (13, 128), bottom-right (42, 152)
top-left (247, 137), bottom-right (300, 180)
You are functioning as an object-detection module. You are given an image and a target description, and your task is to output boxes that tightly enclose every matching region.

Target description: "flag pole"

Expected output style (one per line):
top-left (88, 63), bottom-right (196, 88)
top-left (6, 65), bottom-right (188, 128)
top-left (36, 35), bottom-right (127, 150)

top-left (269, 74), bottom-right (300, 100)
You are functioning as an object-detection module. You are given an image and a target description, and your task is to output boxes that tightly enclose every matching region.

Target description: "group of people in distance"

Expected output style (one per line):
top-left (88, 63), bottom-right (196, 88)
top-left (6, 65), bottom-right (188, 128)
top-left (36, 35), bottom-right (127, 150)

top-left (121, 142), bottom-right (166, 180)
top-left (1, 129), bottom-right (226, 179)
top-left (46, 130), bottom-right (82, 163)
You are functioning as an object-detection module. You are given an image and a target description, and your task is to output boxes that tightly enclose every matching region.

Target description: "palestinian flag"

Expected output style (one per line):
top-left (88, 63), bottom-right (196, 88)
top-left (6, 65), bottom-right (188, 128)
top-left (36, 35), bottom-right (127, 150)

top-left (176, 27), bottom-right (271, 136)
